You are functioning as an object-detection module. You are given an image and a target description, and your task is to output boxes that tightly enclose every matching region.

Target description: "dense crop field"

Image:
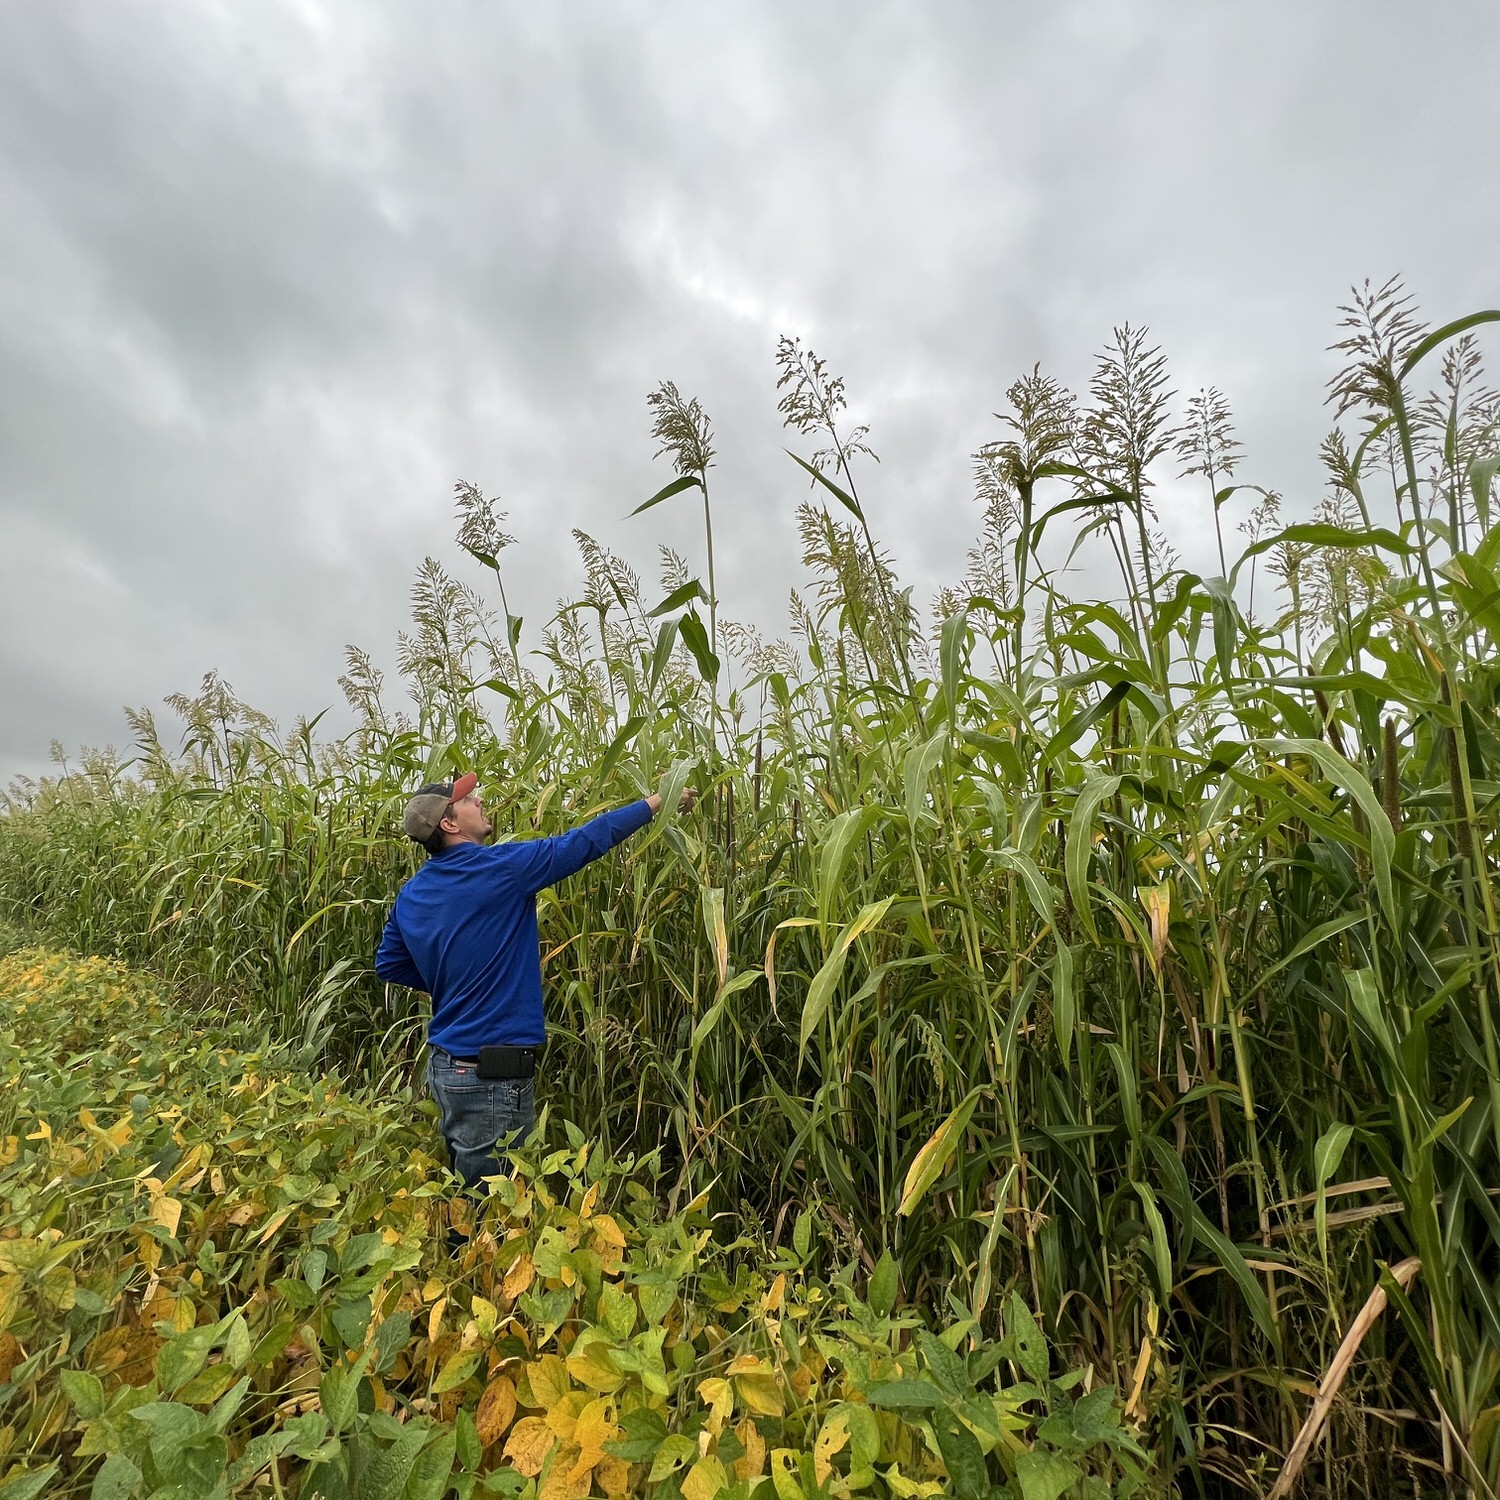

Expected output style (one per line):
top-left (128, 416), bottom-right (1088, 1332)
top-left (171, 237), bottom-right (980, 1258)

top-left (4, 280), bottom-right (1500, 1494)
top-left (0, 948), bottom-right (1143, 1499)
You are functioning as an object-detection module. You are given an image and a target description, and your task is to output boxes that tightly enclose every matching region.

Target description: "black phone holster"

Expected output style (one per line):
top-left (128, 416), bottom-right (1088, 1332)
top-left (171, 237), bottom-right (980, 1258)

top-left (476, 1045), bottom-right (539, 1080)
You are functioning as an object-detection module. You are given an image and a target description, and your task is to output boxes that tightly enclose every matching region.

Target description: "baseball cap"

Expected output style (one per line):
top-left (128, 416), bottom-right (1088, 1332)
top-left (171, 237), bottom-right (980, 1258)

top-left (402, 771), bottom-right (479, 841)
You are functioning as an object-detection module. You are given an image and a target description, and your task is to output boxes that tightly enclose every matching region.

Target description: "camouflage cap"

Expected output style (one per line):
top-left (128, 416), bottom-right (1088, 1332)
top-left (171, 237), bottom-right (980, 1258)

top-left (402, 771), bottom-right (478, 841)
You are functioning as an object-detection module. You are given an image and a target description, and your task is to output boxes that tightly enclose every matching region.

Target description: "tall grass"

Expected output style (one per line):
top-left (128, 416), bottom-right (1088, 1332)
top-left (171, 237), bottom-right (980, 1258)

top-left (5, 280), bottom-right (1499, 1496)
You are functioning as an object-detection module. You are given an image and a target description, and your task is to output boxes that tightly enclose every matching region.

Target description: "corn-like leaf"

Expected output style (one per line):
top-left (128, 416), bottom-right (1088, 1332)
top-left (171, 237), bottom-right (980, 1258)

top-left (898, 1087), bottom-right (983, 1216)
top-left (799, 897), bottom-right (896, 1063)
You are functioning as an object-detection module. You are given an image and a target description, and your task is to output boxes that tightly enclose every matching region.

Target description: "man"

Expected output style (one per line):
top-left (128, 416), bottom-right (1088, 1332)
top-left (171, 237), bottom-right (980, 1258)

top-left (375, 771), bottom-right (694, 1187)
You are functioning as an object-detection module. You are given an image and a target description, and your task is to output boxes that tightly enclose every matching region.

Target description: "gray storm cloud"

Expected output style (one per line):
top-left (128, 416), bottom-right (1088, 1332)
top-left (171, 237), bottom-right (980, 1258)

top-left (2, 2), bottom-right (1496, 782)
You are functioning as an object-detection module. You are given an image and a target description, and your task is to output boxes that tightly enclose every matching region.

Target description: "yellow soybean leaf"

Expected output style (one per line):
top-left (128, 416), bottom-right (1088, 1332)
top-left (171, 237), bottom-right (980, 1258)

top-left (0, 1275), bottom-right (23, 1330)
top-left (539, 1448), bottom-right (591, 1500)
top-left (735, 1418), bottom-right (767, 1480)
top-left (524, 1353), bottom-right (571, 1410)
top-left (730, 1358), bottom-right (784, 1419)
top-left (598, 1456), bottom-right (631, 1497)
top-left (649, 1435), bottom-right (699, 1483)
top-left (471, 1295), bottom-right (498, 1341)
top-left (814, 1411), bottom-right (850, 1486)
top-left (427, 1297), bottom-right (448, 1346)
top-left (256, 1207), bottom-right (294, 1246)
top-left (763, 1273), bottom-right (786, 1314)
top-left (153, 1197), bottom-right (183, 1238)
top-left (503, 1253), bottom-right (536, 1302)
top-left (475, 1374), bottom-right (518, 1445)
top-left (571, 1396), bottom-right (616, 1470)
top-left (883, 1464), bottom-right (945, 1498)
top-left (566, 1334), bottom-right (624, 1394)
top-left (771, 1448), bottom-right (804, 1500)
top-left (683, 1455), bottom-right (729, 1500)
top-left (589, 1214), bottom-right (627, 1251)
top-left (504, 1415), bottom-right (555, 1477)
top-left (545, 1390), bottom-right (591, 1442)
top-left (697, 1376), bottom-right (733, 1435)
top-left (579, 1182), bottom-right (599, 1219)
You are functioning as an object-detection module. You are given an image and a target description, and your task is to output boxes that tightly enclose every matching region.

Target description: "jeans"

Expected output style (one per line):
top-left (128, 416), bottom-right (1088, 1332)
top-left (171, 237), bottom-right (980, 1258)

top-left (427, 1048), bottom-right (536, 1188)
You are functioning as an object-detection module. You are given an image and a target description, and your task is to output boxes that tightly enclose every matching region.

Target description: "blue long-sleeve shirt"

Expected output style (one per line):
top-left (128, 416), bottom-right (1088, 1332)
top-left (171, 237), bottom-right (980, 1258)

top-left (374, 799), bottom-right (654, 1055)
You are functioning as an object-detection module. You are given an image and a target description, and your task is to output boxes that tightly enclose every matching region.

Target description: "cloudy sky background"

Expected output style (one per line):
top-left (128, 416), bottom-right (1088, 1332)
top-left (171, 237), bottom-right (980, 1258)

top-left (2, 2), bottom-right (1496, 785)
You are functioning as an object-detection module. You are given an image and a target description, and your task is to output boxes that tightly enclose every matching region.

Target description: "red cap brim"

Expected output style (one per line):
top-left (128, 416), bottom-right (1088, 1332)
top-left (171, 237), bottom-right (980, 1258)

top-left (449, 771), bottom-right (478, 804)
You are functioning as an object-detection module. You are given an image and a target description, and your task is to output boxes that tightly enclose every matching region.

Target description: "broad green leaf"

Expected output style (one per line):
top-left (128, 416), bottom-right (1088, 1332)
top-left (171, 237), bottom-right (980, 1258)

top-left (358, 1419), bottom-right (430, 1500)
top-left (0, 1468), bottom-right (59, 1500)
top-left (867, 1250), bottom-right (898, 1319)
top-left (90, 1454), bottom-right (140, 1500)
top-left (1017, 1451), bottom-right (1081, 1500)
top-left (408, 1429), bottom-right (458, 1500)
top-left (60, 1368), bottom-right (106, 1419)
top-left (864, 1379), bottom-right (944, 1409)
top-left (1004, 1292), bottom-right (1049, 1385)
top-left (433, 1349), bottom-right (483, 1394)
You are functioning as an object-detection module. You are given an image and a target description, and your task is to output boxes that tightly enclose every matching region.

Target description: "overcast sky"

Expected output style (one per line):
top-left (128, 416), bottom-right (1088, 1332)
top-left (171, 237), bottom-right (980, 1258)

top-left (2, 3), bottom-right (1496, 785)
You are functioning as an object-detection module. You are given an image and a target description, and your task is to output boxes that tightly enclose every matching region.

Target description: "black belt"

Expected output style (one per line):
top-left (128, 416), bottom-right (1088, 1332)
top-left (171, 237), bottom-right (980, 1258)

top-left (444, 1044), bottom-right (539, 1080)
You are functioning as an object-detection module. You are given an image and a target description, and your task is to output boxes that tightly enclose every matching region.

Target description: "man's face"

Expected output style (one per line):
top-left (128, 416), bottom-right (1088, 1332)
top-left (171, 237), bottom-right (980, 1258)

top-left (442, 789), bottom-right (493, 844)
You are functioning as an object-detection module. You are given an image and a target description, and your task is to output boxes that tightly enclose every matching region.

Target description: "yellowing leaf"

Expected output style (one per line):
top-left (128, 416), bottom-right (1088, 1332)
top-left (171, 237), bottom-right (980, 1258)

top-left (566, 1332), bottom-right (625, 1394)
top-left (152, 1197), bottom-right (183, 1238)
top-left (503, 1253), bottom-right (536, 1302)
top-left (735, 1417), bottom-right (767, 1480)
top-left (883, 1463), bottom-right (945, 1498)
top-left (475, 1374), bottom-right (518, 1445)
top-left (597, 1456), bottom-right (631, 1497)
top-left (256, 1207), bottom-right (295, 1245)
top-left (579, 1181), bottom-right (599, 1219)
top-left (897, 1088), bottom-right (983, 1216)
top-left (427, 1297), bottom-right (448, 1346)
top-left (697, 1376), bottom-right (733, 1435)
top-left (545, 1390), bottom-right (591, 1442)
top-left (539, 1448), bottom-right (591, 1500)
top-left (571, 1396), bottom-right (617, 1470)
top-left (771, 1448), bottom-right (804, 1500)
top-left (683, 1455), bottom-right (728, 1500)
top-left (504, 1415), bottom-right (556, 1477)
top-left (524, 1353), bottom-right (571, 1410)
top-left (433, 1348), bottom-right (482, 1394)
top-left (589, 1214), bottom-right (626, 1251)
top-left (1144, 880), bottom-right (1173, 965)
top-left (471, 1294), bottom-right (498, 1341)
top-left (763, 1273), bottom-right (786, 1314)
top-left (730, 1358), bottom-right (784, 1418)
top-left (814, 1411), bottom-right (850, 1485)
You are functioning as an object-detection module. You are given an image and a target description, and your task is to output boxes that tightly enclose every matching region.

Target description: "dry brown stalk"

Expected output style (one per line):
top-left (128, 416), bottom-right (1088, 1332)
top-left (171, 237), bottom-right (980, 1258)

top-left (1267, 1256), bottom-right (1421, 1499)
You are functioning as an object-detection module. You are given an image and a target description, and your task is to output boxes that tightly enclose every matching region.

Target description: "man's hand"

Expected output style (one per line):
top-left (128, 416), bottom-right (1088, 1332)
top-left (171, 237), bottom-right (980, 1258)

top-left (645, 787), bottom-right (700, 816)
